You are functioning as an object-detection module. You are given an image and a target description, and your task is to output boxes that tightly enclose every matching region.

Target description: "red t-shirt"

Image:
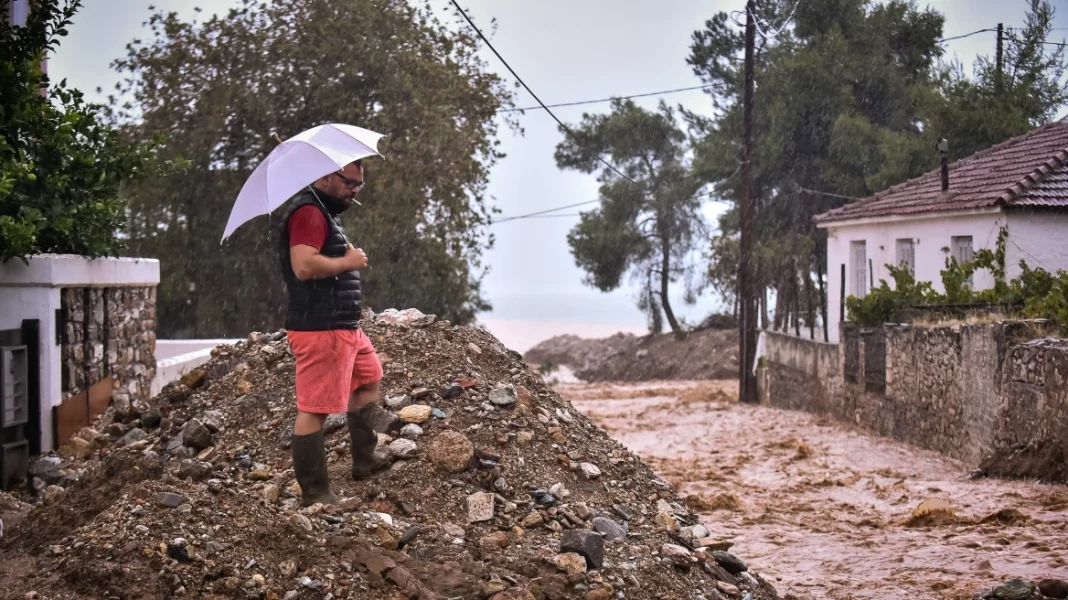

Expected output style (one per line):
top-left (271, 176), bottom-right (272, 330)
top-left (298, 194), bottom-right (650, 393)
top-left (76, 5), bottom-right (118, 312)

top-left (288, 205), bottom-right (329, 250)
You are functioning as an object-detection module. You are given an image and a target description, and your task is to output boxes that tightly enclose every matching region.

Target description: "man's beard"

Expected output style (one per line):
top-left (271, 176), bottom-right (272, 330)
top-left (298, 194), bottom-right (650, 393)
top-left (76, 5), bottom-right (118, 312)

top-left (316, 188), bottom-right (352, 216)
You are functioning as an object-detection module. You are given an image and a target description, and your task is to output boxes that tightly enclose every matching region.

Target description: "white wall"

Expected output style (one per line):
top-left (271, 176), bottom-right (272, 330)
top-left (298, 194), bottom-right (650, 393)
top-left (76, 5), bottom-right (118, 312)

top-left (1004, 211), bottom-right (1068, 278)
top-left (152, 339), bottom-right (242, 397)
top-left (0, 254), bottom-right (160, 452)
top-left (0, 287), bottom-right (61, 451)
top-left (822, 209), bottom-right (1004, 342)
top-left (155, 339), bottom-right (242, 361)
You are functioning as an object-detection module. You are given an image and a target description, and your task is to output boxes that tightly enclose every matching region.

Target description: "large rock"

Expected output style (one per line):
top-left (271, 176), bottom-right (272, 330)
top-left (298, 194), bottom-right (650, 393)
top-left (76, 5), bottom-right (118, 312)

top-left (398, 404), bottom-right (433, 424)
top-left (489, 386), bottom-right (517, 407)
top-left (428, 431), bottom-right (474, 473)
top-left (30, 457), bottom-right (64, 484)
top-left (993, 579), bottom-right (1036, 600)
top-left (550, 553), bottom-right (587, 578)
top-left (712, 551), bottom-right (748, 575)
top-left (323, 413), bottom-right (348, 435)
top-left (155, 492), bottom-right (185, 508)
top-left (60, 437), bottom-right (92, 459)
top-left (560, 529), bottom-right (604, 569)
top-left (592, 516), bottom-right (626, 542)
top-left (660, 544), bottom-right (693, 567)
top-left (577, 462), bottom-right (602, 480)
top-left (140, 409), bottom-right (163, 429)
top-left (200, 410), bottom-right (224, 433)
top-left (400, 424), bottom-right (423, 439)
top-left (178, 460), bottom-right (213, 481)
top-left (389, 438), bottom-right (419, 460)
top-left (181, 419), bottom-right (213, 451)
top-left (119, 428), bottom-right (148, 447)
top-left (1040, 579), bottom-right (1068, 599)
top-left (466, 492), bottom-right (495, 523)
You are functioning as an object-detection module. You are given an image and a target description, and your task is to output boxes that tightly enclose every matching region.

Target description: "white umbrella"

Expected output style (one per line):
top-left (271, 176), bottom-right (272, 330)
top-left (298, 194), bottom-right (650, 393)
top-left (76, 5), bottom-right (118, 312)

top-left (220, 123), bottom-right (385, 242)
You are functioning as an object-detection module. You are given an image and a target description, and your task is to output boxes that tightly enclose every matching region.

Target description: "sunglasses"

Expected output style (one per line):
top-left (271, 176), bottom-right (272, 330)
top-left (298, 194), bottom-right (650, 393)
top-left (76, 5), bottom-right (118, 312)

top-left (333, 171), bottom-right (365, 190)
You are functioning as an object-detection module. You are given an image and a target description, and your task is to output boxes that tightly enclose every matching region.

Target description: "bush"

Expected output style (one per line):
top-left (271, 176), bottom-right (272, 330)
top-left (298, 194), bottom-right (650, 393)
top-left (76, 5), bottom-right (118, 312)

top-left (0, 0), bottom-right (168, 263)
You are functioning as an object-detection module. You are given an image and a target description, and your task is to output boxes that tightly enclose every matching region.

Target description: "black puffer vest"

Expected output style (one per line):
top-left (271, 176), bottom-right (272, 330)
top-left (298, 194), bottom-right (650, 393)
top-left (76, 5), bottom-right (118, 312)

top-left (278, 189), bottom-right (362, 331)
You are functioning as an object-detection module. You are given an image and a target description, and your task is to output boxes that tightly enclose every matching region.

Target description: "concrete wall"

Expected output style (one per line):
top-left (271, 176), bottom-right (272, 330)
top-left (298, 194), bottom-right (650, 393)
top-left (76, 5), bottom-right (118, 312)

top-left (764, 322), bottom-right (1065, 472)
top-left (0, 254), bottom-right (160, 451)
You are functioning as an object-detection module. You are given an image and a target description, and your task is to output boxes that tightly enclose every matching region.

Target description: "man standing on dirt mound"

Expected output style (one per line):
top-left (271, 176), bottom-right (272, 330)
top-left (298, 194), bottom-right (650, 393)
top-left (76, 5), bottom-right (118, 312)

top-left (278, 158), bottom-right (392, 506)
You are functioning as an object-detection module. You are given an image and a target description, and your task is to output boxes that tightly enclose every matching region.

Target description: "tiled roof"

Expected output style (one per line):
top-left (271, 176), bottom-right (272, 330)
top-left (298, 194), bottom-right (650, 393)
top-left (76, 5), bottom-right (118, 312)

top-left (815, 121), bottom-right (1068, 224)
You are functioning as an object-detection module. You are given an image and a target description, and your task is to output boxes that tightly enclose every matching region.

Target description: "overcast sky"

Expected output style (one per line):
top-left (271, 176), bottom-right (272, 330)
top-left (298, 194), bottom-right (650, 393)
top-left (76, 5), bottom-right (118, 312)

top-left (46, 0), bottom-right (1065, 350)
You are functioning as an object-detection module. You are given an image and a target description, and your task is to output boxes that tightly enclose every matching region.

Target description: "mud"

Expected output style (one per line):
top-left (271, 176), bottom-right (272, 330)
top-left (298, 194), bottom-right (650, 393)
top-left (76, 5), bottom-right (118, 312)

top-left (562, 380), bottom-right (1068, 600)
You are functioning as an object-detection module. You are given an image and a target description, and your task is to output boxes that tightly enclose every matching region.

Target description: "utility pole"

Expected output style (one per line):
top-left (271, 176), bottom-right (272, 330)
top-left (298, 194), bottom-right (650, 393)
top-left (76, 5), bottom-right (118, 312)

top-left (738, 0), bottom-right (758, 404)
top-left (996, 23), bottom-right (1004, 94)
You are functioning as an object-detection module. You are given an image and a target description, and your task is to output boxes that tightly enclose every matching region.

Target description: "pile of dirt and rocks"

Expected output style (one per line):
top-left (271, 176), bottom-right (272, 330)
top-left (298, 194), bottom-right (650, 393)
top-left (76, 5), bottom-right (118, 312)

top-left (524, 329), bottom-right (737, 383)
top-left (0, 308), bottom-right (780, 600)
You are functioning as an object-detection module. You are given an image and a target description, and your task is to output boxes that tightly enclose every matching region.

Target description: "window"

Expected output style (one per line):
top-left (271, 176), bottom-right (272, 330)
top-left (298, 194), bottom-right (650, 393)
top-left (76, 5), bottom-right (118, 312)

top-left (1, 346), bottom-right (28, 427)
top-left (952, 236), bottom-right (974, 288)
top-left (851, 241), bottom-right (867, 298)
top-left (896, 239), bottom-right (915, 274)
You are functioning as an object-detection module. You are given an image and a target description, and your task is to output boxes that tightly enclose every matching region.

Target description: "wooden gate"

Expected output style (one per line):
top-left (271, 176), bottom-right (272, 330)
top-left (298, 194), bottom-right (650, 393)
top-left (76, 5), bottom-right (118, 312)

top-left (0, 320), bottom-right (41, 491)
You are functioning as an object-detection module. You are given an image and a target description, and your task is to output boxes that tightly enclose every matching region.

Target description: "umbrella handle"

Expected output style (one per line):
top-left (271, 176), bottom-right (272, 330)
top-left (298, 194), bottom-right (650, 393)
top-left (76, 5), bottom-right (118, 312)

top-left (271, 132), bottom-right (283, 145)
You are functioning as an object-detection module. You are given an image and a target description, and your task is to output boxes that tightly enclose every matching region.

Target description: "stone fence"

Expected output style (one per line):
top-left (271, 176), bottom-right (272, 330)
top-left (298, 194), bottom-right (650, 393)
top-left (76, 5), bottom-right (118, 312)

top-left (761, 322), bottom-right (1067, 479)
top-left (0, 254), bottom-right (159, 465)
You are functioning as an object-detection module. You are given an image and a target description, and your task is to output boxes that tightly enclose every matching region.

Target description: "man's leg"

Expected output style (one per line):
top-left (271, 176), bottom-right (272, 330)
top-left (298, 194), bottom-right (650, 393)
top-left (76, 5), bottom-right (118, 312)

top-left (346, 382), bottom-right (390, 480)
top-left (347, 330), bottom-right (389, 480)
top-left (288, 330), bottom-right (346, 506)
top-left (348, 381), bottom-right (380, 412)
top-left (294, 411), bottom-right (327, 435)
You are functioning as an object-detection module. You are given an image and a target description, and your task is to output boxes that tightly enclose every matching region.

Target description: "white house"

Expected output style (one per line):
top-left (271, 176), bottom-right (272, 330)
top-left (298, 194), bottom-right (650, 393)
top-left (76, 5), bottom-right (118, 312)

top-left (816, 121), bottom-right (1068, 343)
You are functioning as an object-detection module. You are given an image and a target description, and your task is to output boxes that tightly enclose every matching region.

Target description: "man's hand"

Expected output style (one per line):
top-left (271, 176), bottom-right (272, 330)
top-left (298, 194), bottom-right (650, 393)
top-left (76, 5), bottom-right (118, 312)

top-left (344, 245), bottom-right (368, 271)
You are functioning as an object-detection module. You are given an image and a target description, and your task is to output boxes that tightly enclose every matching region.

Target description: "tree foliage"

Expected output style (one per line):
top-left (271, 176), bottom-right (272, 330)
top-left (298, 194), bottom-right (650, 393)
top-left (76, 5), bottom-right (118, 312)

top-left (555, 100), bottom-right (706, 335)
top-left (687, 0), bottom-right (1068, 329)
top-left (111, 0), bottom-right (516, 336)
top-left (0, 0), bottom-right (162, 262)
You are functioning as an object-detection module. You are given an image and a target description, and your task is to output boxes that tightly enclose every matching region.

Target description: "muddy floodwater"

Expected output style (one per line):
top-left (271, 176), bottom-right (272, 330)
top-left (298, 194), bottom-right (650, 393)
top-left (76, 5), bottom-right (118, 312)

top-left (560, 380), bottom-right (1068, 600)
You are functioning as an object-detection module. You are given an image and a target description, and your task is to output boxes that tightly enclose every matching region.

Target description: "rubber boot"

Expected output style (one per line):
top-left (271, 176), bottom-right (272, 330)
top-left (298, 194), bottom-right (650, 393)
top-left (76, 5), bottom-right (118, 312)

top-left (348, 405), bottom-right (391, 480)
top-left (291, 429), bottom-right (339, 506)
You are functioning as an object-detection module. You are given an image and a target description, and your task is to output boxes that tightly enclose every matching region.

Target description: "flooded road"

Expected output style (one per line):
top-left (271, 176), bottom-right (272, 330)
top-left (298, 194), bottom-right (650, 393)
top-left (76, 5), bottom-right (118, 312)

top-left (561, 380), bottom-right (1068, 600)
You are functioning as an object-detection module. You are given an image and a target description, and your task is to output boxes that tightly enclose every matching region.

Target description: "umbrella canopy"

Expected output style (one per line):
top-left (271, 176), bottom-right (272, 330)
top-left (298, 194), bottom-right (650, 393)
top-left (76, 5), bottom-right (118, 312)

top-left (221, 123), bottom-right (385, 242)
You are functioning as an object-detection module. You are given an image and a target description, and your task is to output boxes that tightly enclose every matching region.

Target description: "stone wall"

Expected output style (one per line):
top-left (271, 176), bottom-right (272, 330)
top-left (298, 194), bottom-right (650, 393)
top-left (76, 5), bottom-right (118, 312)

top-left (60, 286), bottom-right (157, 410)
top-left (763, 332), bottom-right (843, 418)
top-left (764, 321), bottom-right (1066, 477)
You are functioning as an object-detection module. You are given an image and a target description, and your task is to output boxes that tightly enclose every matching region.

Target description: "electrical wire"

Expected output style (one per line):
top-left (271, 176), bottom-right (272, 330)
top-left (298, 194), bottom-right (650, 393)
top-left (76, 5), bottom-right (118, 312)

top-left (499, 84), bottom-right (716, 113)
top-left (939, 28), bottom-right (997, 43)
top-left (489, 189), bottom-right (721, 225)
top-left (798, 187), bottom-right (861, 201)
top-left (450, 0), bottom-right (638, 185)
top-left (490, 199), bottom-right (603, 224)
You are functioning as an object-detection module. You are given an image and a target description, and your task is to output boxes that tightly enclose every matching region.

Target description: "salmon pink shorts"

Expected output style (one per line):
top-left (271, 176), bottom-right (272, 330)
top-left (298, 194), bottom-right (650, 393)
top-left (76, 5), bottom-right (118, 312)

top-left (287, 329), bottom-right (383, 414)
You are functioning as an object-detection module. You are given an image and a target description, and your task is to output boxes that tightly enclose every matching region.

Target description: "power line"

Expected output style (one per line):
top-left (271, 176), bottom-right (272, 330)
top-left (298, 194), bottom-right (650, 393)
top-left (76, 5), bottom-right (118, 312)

top-left (490, 199), bottom-right (602, 224)
top-left (491, 213), bottom-right (583, 223)
top-left (939, 28), bottom-right (997, 43)
top-left (489, 189), bottom-right (720, 225)
top-left (797, 187), bottom-right (861, 201)
top-left (499, 84), bottom-right (716, 113)
top-left (450, 0), bottom-right (637, 185)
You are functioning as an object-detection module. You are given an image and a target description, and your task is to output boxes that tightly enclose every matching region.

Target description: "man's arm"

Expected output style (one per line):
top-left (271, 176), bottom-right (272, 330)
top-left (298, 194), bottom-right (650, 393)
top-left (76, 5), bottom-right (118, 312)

top-left (290, 244), bottom-right (367, 281)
